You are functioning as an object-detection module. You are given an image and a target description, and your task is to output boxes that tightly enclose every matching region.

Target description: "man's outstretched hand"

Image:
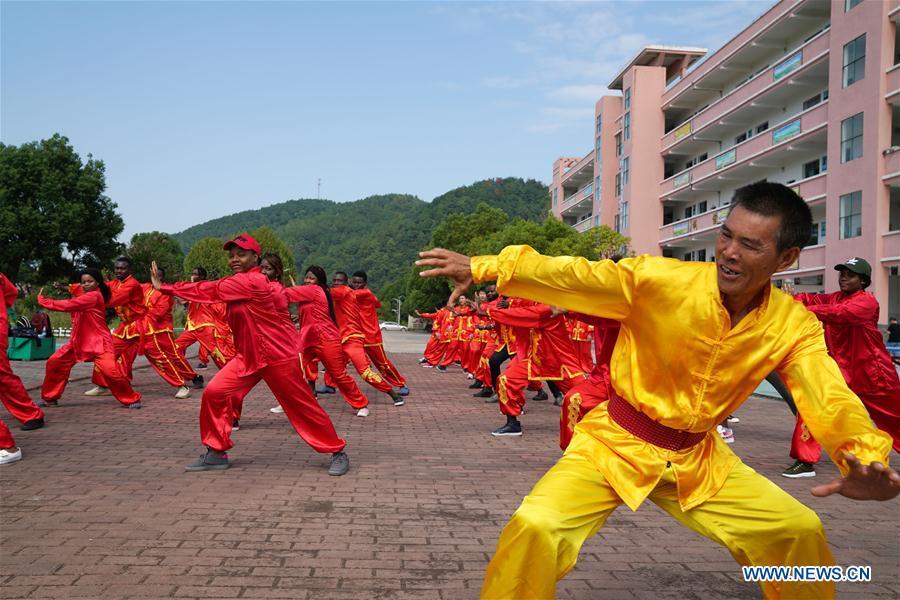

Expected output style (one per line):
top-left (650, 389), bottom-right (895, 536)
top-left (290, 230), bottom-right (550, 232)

top-left (810, 452), bottom-right (900, 501)
top-left (416, 248), bottom-right (474, 308)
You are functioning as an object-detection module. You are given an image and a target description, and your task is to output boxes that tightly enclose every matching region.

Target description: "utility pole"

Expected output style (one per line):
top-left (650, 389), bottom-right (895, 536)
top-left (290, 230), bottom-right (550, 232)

top-left (317, 178), bottom-right (321, 200)
top-left (393, 296), bottom-right (404, 325)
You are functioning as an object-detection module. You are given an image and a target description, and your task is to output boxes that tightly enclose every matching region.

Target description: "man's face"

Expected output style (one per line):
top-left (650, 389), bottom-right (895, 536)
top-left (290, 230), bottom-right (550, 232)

top-left (228, 247), bottom-right (258, 274)
top-left (837, 267), bottom-right (863, 294)
top-left (715, 206), bottom-right (797, 301)
top-left (350, 276), bottom-right (366, 290)
top-left (333, 273), bottom-right (348, 287)
top-left (485, 284), bottom-right (498, 301)
top-left (477, 291), bottom-right (487, 302)
top-left (114, 261), bottom-right (131, 281)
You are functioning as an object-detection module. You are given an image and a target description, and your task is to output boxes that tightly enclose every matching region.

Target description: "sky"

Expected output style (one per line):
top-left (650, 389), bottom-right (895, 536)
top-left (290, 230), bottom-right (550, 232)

top-left (1, 0), bottom-right (769, 241)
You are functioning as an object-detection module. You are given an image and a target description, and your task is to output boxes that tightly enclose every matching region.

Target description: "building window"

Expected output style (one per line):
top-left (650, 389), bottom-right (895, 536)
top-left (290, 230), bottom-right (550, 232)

top-left (595, 175), bottom-right (600, 196)
top-left (596, 136), bottom-right (602, 161)
top-left (615, 133), bottom-right (622, 156)
top-left (755, 121), bottom-right (769, 134)
top-left (803, 158), bottom-right (821, 178)
top-left (596, 114), bottom-right (602, 134)
top-left (845, 0), bottom-right (862, 11)
top-left (622, 157), bottom-right (630, 185)
top-left (839, 191), bottom-right (862, 239)
top-left (810, 221), bottom-right (826, 245)
top-left (615, 172), bottom-right (622, 197)
top-left (552, 189), bottom-right (558, 207)
top-left (842, 34), bottom-right (866, 87)
top-left (624, 88), bottom-right (631, 110)
top-left (623, 112), bottom-right (631, 140)
top-left (697, 248), bottom-right (706, 262)
top-left (841, 113), bottom-right (864, 163)
top-left (620, 201), bottom-right (629, 230)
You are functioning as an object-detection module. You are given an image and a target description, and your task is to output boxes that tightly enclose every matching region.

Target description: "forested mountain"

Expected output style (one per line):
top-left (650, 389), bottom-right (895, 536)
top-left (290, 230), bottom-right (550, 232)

top-left (172, 178), bottom-right (548, 292)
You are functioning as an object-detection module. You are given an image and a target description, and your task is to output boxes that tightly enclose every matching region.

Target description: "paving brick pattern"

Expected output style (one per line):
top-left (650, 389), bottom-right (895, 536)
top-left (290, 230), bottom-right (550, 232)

top-left (2, 338), bottom-right (898, 599)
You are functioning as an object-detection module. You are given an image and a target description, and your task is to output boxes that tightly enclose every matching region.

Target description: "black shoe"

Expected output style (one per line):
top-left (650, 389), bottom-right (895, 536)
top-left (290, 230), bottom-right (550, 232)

top-left (232, 418), bottom-right (240, 431)
top-left (20, 418), bottom-right (44, 431)
top-left (553, 397), bottom-right (562, 406)
top-left (185, 449), bottom-right (229, 471)
top-left (468, 380), bottom-right (483, 389)
top-left (316, 385), bottom-right (337, 394)
top-left (473, 388), bottom-right (494, 398)
top-left (389, 390), bottom-right (405, 407)
top-left (491, 418), bottom-right (522, 437)
top-left (196, 362), bottom-right (208, 370)
top-left (436, 365), bottom-right (447, 373)
top-left (192, 375), bottom-right (205, 389)
top-left (782, 460), bottom-right (816, 478)
top-left (485, 393), bottom-right (499, 403)
top-left (531, 390), bottom-right (548, 401)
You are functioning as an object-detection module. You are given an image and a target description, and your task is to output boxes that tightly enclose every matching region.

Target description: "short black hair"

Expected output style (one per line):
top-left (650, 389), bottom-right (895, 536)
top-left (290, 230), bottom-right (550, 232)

top-left (115, 256), bottom-right (133, 267)
top-left (156, 266), bottom-right (166, 277)
top-left (193, 266), bottom-right (208, 279)
top-left (334, 271), bottom-right (348, 280)
top-left (729, 182), bottom-right (812, 252)
top-left (352, 270), bottom-right (368, 282)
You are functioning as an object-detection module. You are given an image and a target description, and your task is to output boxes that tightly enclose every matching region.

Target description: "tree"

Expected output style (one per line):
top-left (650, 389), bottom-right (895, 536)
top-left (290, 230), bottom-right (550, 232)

top-left (430, 203), bottom-right (509, 253)
top-left (0, 134), bottom-right (124, 281)
top-left (183, 237), bottom-right (229, 279)
top-left (127, 231), bottom-right (184, 282)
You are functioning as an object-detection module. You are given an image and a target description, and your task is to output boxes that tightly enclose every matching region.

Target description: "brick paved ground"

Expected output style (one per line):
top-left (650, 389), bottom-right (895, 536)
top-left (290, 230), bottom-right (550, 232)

top-left (2, 334), bottom-right (898, 599)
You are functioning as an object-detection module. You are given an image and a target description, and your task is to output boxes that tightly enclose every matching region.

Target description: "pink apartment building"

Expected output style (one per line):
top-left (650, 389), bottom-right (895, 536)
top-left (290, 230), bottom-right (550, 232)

top-left (550, 0), bottom-right (900, 323)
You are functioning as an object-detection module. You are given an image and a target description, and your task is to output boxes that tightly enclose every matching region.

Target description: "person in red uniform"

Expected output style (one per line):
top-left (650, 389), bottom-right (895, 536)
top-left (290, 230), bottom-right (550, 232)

top-left (472, 285), bottom-right (500, 397)
top-left (38, 269), bottom-right (143, 408)
top-left (488, 301), bottom-right (586, 436)
top-left (465, 291), bottom-right (489, 389)
top-left (82, 256), bottom-right (147, 396)
top-left (350, 270), bottom-right (409, 396)
top-left (0, 272), bottom-right (44, 432)
top-left (150, 234), bottom-right (350, 475)
top-left (175, 266), bottom-right (236, 376)
top-left (435, 308), bottom-right (457, 373)
top-left (784, 257), bottom-right (900, 478)
top-left (559, 315), bottom-right (620, 450)
top-left (566, 315), bottom-right (595, 374)
top-left (416, 306), bottom-right (447, 367)
top-left (325, 271), bottom-right (403, 407)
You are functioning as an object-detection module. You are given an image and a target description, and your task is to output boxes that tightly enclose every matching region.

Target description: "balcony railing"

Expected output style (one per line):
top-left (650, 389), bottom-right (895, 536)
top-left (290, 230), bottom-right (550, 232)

top-left (883, 231), bottom-right (900, 259)
top-left (776, 245), bottom-right (825, 277)
top-left (659, 102), bottom-right (828, 198)
top-left (884, 148), bottom-right (900, 182)
top-left (659, 174), bottom-right (828, 242)
top-left (662, 31), bottom-right (829, 152)
top-left (887, 64), bottom-right (900, 101)
top-left (560, 183), bottom-right (594, 212)
top-left (560, 150), bottom-right (594, 184)
top-left (574, 218), bottom-right (594, 233)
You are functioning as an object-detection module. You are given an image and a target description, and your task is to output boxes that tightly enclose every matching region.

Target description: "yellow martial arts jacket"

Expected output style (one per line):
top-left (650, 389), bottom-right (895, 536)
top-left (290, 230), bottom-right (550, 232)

top-left (472, 246), bottom-right (892, 511)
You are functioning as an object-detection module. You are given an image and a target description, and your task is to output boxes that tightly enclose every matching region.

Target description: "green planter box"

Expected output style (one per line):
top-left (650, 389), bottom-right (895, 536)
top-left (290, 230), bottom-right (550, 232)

top-left (7, 337), bottom-right (55, 361)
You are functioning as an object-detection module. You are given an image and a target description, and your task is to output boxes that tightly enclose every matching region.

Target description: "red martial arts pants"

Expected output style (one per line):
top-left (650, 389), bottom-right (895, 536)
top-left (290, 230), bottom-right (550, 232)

top-left (92, 335), bottom-right (139, 383)
top-left (438, 341), bottom-right (462, 368)
top-left (303, 339), bottom-right (369, 409)
top-left (43, 344), bottom-right (142, 405)
top-left (97, 333), bottom-right (197, 388)
top-left (175, 326), bottom-right (232, 369)
top-left (497, 357), bottom-right (581, 417)
top-left (475, 341), bottom-right (497, 386)
top-left (463, 341), bottom-right (483, 375)
top-left (424, 340), bottom-right (448, 366)
top-left (559, 377), bottom-right (610, 450)
top-left (365, 343), bottom-right (407, 387)
top-left (324, 337), bottom-right (392, 394)
top-left (0, 353), bottom-right (43, 424)
top-left (574, 340), bottom-right (594, 374)
top-left (201, 355), bottom-right (346, 453)
top-left (0, 418), bottom-right (15, 449)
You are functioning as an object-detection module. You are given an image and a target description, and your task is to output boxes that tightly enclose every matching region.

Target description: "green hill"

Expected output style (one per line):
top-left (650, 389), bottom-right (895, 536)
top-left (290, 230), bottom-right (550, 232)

top-left (171, 177), bottom-right (548, 292)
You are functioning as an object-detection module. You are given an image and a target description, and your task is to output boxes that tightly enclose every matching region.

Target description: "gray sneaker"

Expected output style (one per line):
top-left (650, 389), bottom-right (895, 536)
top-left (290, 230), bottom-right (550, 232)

top-left (185, 450), bottom-right (229, 472)
top-left (328, 451), bottom-right (349, 476)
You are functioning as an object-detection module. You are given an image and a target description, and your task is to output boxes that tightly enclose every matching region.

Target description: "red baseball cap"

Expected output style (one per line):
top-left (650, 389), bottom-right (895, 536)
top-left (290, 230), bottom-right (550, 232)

top-left (223, 233), bottom-right (261, 255)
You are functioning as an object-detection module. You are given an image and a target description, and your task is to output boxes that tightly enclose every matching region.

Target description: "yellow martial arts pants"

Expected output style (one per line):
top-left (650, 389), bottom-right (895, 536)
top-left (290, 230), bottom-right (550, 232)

top-left (482, 454), bottom-right (834, 599)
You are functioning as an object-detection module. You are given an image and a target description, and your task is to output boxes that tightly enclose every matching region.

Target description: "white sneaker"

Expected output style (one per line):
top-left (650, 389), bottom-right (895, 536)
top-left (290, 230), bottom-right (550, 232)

top-left (717, 425), bottom-right (735, 444)
top-left (269, 405), bottom-right (284, 414)
top-left (466, 373), bottom-right (474, 380)
top-left (727, 415), bottom-right (740, 424)
top-left (356, 407), bottom-right (370, 417)
top-left (83, 386), bottom-right (110, 396)
top-left (0, 447), bottom-right (22, 465)
top-left (175, 386), bottom-right (191, 399)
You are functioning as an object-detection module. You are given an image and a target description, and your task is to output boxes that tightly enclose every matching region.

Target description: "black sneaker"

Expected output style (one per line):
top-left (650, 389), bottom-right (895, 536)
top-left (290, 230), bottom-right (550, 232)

top-left (20, 418), bottom-right (44, 431)
top-left (192, 375), bottom-right (205, 389)
top-left (316, 385), bottom-right (337, 394)
top-left (436, 365), bottom-right (447, 373)
top-left (185, 450), bottom-right (229, 471)
top-left (389, 390), bottom-right (405, 407)
top-left (782, 460), bottom-right (816, 478)
top-left (468, 380), bottom-right (483, 389)
top-left (531, 390), bottom-right (548, 401)
top-left (485, 393), bottom-right (499, 404)
top-left (36, 399), bottom-right (58, 407)
top-left (491, 419), bottom-right (522, 437)
top-left (553, 397), bottom-right (563, 407)
top-left (196, 362), bottom-right (208, 370)
top-left (329, 451), bottom-right (350, 476)
top-left (232, 418), bottom-right (240, 431)
top-left (418, 357), bottom-right (428, 364)
top-left (473, 388), bottom-right (494, 398)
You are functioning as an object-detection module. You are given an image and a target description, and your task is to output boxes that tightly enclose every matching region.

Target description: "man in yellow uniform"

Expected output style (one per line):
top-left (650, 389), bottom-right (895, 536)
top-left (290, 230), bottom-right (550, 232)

top-left (417, 182), bottom-right (898, 599)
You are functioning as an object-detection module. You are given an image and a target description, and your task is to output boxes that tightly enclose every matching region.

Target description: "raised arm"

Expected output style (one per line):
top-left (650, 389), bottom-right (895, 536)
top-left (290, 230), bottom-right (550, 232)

top-left (38, 291), bottom-right (101, 313)
top-left (488, 304), bottom-right (553, 329)
top-left (804, 293), bottom-right (878, 326)
top-left (0, 273), bottom-right (18, 309)
top-left (283, 285), bottom-right (322, 305)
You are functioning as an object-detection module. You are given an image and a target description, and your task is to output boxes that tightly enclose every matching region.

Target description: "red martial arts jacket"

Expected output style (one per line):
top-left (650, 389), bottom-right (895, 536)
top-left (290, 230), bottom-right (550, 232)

top-left (283, 284), bottom-right (342, 349)
top-left (141, 283), bottom-right (175, 335)
top-left (488, 302), bottom-right (584, 380)
top-left (184, 299), bottom-right (220, 331)
top-left (330, 285), bottom-right (366, 342)
top-left (795, 290), bottom-right (900, 396)
top-left (569, 313), bottom-right (621, 385)
top-left (38, 290), bottom-right (114, 361)
top-left (1, 272), bottom-right (19, 353)
top-left (353, 287), bottom-right (383, 344)
top-left (160, 267), bottom-right (301, 376)
top-left (107, 277), bottom-right (146, 340)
